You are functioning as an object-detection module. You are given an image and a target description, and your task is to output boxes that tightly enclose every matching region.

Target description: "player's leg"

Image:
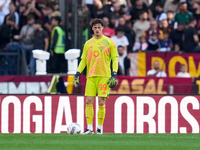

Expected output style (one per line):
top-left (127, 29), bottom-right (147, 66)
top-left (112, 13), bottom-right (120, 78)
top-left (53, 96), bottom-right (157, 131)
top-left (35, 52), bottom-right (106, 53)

top-left (84, 77), bottom-right (96, 134)
top-left (97, 97), bottom-right (106, 134)
top-left (97, 77), bottom-right (110, 134)
top-left (84, 96), bottom-right (95, 134)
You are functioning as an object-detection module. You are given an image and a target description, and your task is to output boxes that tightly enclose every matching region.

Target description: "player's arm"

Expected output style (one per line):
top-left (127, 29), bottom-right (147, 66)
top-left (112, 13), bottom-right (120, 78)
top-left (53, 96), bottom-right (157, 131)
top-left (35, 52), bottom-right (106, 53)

top-left (110, 39), bottom-right (119, 73)
top-left (107, 39), bottom-right (119, 88)
top-left (73, 44), bottom-right (87, 87)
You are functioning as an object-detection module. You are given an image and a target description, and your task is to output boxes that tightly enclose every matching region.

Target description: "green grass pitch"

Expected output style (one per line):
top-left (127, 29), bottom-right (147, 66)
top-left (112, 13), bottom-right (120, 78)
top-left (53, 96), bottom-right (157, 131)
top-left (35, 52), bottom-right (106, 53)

top-left (0, 134), bottom-right (200, 150)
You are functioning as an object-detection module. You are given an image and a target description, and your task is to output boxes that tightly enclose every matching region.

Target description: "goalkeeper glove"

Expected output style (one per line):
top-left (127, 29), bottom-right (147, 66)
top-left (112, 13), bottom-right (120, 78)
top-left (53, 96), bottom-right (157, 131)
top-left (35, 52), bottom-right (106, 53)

top-left (73, 72), bottom-right (81, 87)
top-left (107, 72), bottom-right (117, 88)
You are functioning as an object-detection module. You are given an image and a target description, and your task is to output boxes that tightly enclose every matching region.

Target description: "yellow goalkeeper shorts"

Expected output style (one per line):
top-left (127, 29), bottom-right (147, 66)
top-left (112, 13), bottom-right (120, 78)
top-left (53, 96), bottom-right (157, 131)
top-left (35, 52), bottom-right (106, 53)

top-left (85, 77), bottom-right (110, 98)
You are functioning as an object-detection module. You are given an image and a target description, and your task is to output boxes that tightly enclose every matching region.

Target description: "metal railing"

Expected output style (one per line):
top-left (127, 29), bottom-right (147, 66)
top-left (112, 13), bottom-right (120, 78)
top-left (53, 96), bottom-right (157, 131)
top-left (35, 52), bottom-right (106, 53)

top-left (0, 49), bottom-right (28, 75)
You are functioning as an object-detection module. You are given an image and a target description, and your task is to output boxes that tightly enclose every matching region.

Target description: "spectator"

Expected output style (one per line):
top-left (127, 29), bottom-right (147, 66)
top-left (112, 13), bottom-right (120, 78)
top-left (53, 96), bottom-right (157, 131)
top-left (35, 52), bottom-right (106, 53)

top-left (116, 15), bottom-right (126, 28)
top-left (147, 32), bottom-right (159, 51)
top-left (111, 27), bottom-right (129, 53)
top-left (0, 13), bottom-right (19, 48)
top-left (48, 1), bottom-right (59, 12)
top-left (158, 30), bottom-right (172, 52)
top-left (83, 0), bottom-right (94, 14)
top-left (176, 64), bottom-right (190, 77)
top-left (133, 11), bottom-right (150, 41)
top-left (37, 0), bottom-right (47, 13)
top-left (102, 16), bottom-right (115, 37)
top-left (167, 11), bottom-right (175, 30)
top-left (23, 0), bottom-right (41, 20)
top-left (197, 27), bottom-right (200, 41)
top-left (155, 2), bottom-right (167, 21)
top-left (160, 19), bottom-right (171, 34)
top-left (20, 0), bottom-right (29, 6)
top-left (164, 0), bottom-right (180, 13)
top-left (91, 0), bottom-right (105, 19)
top-left (193, 2), bottom-right (200, 28)
top-left (118, 45), bottom-right (130, 75)
top-left (147, 60), bottom-right (167, 77)
top-left (170, 21), bottom-right (184, 51)
top-left (107, 2), bottom-right (125, 28)
top-left (49, 16), bottom-right (66, 73)
top-left (42, 2), bottom-right (54, 34)
top-left (129, 0), bottom-right (148, 21)
top-left (117, 17), bottom-right (136, 53)
top-left (174, 2), bottom-right (192, 25)
top-left (116, 0), bottom-right (129, 19)
top-left (144, 19), bottom-right (163, 39)
top-left (133, 35), bottom-right (148, 52)
top-left (126, 20), bottom-right (136, 53)
top-left (30, 20), bottom-right (49, 75)
top-left (0, 0), bottom-right (10, 25)
top-left (4, 1), bottom-right (19, 29)
top-left (183, 17), bottom-right (199, 52)
top-left (16, 3), bottom-right (27, 29)
top-left (20, 14), bottom-right (35, 64)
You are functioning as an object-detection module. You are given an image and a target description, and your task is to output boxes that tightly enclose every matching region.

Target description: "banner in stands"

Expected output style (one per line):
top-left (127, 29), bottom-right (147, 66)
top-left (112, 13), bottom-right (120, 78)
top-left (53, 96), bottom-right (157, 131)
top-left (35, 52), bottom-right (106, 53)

top-left (130, 53), bottom-right (200, 77)
top-left (0, 95), bottom-right (200, 133)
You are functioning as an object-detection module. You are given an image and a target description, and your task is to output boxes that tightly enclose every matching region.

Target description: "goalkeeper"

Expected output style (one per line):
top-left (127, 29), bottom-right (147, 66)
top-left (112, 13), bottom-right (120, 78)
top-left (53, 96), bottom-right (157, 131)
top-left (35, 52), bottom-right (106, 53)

top-left (73, 18), bottom-right (118, 134)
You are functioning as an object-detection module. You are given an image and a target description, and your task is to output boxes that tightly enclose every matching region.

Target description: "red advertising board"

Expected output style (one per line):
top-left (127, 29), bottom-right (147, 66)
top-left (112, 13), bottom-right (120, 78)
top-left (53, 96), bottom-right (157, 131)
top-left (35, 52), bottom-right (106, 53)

top-left (0, 95), bottom-right (199, 133)
top-left (0, 76), bottom-right (194, 94)
top-left (79, 76), bottom-right (193, 94)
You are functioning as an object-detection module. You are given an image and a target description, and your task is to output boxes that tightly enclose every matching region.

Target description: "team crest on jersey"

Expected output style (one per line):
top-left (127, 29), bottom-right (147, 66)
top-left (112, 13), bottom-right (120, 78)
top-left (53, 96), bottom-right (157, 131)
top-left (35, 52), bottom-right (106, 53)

top-left (98, 39), bottom-right (109, 51)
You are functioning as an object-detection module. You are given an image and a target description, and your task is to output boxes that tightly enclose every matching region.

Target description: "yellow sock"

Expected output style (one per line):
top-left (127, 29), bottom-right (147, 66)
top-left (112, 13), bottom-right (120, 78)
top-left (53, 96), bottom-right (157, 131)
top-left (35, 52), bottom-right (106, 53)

top-left (98, 105), bottom-right (106, 126)
top-left (85, 104), bottom-right (94, 125)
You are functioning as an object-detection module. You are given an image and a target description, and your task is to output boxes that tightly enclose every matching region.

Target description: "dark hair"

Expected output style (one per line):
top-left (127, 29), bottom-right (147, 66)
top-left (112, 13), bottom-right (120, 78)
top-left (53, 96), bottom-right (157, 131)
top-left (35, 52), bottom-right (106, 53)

top-left (118, 45), bottom-right (124, 49)
top-left (138, 11), bottom-right (146, 17)
top-left (51, 16), bottom-right (61, 24)
top-left (35, 19), bottom-right (43, 25)
top-left (27, 14), bottom-right (35, 21)
top-left (116, 27), bottom-right (125, 33)
top-left (151, 32), bottom-right (157, 36)
top-left (10, 1), bottom-right (16, 7)
top-left (180, 2), bottom-right (187, 5)
top-left (163, 29), bottom-right (169, 35)
top-left (91, 18), bottom-right (104, 27)
top-left (180, 64), bottom-right (186, 68)
top-left (125, 19), bottom-right (132, 26)
top-left (46, 2), bottom-right (54, 10)
top-left (188, 17), bottom-right (196, 24)
top-left (155, 2), bottom-right (163, 8)
top-left (167, 10), bottom-right (173, 14)
top-left (172, 0), bottom-right (180, 4)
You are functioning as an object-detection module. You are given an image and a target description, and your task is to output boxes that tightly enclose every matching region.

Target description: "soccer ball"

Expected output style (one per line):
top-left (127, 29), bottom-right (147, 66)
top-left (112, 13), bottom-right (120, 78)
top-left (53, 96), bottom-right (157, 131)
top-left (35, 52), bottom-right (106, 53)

top-left (67, 122), bottom-right (81, 134)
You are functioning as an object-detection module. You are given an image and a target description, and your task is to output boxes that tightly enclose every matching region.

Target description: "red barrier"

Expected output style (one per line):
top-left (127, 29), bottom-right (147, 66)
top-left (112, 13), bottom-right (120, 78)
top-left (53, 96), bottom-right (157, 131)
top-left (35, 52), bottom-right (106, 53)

top-left (0, 95), bottom-right (199, 133)
top-left (79, 76), bottom-right (193, 94)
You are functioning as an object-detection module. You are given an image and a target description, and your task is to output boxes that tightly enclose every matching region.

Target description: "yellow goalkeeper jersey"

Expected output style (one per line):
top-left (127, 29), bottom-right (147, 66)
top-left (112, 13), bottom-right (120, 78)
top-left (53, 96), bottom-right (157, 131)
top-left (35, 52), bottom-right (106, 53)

top-left (78, 35), bottom-right (118, 78)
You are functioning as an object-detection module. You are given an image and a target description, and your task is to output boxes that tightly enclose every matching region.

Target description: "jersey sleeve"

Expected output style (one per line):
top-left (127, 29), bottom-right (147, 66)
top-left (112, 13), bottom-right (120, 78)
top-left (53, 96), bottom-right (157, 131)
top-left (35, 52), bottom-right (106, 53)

top-left (109, 38), bottom-right (119, 59)
top-left (81, 43), bottom-right (87, 60)
top-left (77, 43), bottom-right (87, 73)
top-left (109, 38), bottom-right (119, 73)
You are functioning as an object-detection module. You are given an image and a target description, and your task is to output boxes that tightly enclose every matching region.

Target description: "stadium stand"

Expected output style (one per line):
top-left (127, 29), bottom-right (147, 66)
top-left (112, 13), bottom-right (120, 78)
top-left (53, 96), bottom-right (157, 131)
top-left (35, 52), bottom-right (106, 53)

top-left (0, 0), bottom-right (200, 77)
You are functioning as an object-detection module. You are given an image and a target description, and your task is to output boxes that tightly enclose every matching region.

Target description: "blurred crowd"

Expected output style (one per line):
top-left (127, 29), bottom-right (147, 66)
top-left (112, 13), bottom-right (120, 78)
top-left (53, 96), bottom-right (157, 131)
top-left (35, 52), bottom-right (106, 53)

top-left (0, 0), bottom-right (199, 77)
top-left (0, 0), bottom-right (65, 75)
top-left (84, 0), bottom-right (200, 53)
top-left (82, 0), bottom-right (200, 76)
